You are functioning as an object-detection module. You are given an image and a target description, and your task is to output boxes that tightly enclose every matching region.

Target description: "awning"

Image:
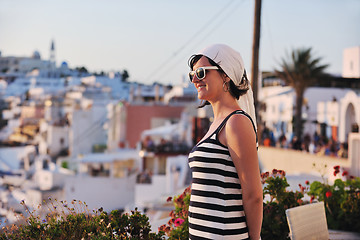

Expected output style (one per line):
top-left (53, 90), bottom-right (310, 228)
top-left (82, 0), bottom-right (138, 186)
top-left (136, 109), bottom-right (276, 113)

top-left (141, 123), bottom-right (180, 138)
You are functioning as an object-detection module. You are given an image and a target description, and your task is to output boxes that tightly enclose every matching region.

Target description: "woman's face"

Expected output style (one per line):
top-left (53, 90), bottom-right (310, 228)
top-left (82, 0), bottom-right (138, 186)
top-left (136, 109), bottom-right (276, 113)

top-left (192, 56), bottom-right (223, 102)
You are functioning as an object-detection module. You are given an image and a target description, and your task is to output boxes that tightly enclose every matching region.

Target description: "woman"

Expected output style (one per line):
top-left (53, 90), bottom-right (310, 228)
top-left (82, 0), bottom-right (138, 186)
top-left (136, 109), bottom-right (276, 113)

top-left (187, 44), bottom-right (263, 240)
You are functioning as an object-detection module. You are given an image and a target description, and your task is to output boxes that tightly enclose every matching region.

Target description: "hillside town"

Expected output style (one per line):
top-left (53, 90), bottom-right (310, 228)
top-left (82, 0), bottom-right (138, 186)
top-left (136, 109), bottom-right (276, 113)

top-left (0, 41), bottom-right (359, 231)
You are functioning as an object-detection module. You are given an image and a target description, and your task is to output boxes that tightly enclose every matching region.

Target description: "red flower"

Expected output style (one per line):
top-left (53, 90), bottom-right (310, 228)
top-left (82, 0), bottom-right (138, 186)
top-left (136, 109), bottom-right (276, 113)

top-left (272, 169), bottom-right (278, 175)
top-left (169, 210), bottom-right (175, 218)
top-left (261, 172), bottom-right (270, 178)
top-left (174, 218), bottom-right (185, 227)
top-left (158, 224), bottom-right (166, 232)
top-left (166, 197), bottom-right (172, 202)
top-left (305, 180), bottom-right (310, 185)
top-left (334, 165), bottom-right (340, 170)
top-left (342, 171), bottom-right (348, 176)
top-left (310, 196), bottom-right (315, 203)
top-left (279, 170), bottom-right (286, 177)
top-left (168, 218), bottom-right (174, 225)
top-left (326, 191), bottom-right (332, 198)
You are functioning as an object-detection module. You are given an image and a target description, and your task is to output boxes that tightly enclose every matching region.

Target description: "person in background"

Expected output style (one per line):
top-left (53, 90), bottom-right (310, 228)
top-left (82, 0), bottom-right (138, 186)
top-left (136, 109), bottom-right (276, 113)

top-left (187, 44), bottom-right (263, 240)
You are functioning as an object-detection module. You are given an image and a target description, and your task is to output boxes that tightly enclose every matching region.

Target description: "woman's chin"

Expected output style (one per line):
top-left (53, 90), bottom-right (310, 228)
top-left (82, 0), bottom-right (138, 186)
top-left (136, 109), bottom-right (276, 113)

top-left (197, 93), bottom-right (207, 100)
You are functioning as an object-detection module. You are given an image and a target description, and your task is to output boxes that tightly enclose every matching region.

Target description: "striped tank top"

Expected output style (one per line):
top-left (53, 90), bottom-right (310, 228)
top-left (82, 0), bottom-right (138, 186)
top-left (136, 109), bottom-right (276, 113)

top-left (188, 110), bottom-right (257, 240)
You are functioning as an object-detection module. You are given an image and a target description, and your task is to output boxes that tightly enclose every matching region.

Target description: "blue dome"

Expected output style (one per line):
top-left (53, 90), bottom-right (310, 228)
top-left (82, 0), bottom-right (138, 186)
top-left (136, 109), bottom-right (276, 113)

top-left (32, 50), bottom-right (41, 59)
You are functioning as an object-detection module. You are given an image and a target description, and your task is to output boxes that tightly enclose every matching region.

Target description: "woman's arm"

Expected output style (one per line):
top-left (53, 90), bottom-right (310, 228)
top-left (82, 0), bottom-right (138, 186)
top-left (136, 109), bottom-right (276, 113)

top-left (224, 114), bottom-right (263, 240)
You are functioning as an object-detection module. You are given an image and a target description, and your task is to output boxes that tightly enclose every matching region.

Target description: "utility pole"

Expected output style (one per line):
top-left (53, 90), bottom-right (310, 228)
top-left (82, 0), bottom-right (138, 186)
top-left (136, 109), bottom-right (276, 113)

top-left (251, 0), bottom-right (262, 121)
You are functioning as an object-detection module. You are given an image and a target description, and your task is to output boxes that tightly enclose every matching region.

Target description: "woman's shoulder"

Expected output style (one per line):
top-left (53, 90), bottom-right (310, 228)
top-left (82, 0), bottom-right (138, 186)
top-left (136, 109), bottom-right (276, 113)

top-left (227, 111), bottom-right (253, 128)
top-left (225, 112), bottom-right (256, 140)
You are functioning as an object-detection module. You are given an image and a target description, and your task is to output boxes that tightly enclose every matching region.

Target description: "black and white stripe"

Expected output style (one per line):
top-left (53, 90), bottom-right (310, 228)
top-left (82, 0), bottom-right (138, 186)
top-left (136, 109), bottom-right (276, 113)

top-left (188, 110), bottom-right (257, 240)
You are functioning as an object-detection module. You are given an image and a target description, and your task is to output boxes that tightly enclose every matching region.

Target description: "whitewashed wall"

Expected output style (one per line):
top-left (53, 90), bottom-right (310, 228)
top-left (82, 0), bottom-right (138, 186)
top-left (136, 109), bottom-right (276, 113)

top-left (64, 174), bottom-right (136, 212)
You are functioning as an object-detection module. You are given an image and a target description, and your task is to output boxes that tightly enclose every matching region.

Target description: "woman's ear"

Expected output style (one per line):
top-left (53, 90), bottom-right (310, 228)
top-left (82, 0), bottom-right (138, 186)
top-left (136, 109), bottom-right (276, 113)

top-left (221, 73), bottom-right (231, 83)
top-left (225, 76), bottom-right (231, 83)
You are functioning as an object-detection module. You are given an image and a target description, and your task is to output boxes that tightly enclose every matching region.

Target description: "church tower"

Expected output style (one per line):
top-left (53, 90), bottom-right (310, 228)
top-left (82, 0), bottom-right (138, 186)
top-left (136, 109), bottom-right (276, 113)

top-left (49, 39), bottom-right (56, 77)
top-left (50, 39), bottom-right (56, 64)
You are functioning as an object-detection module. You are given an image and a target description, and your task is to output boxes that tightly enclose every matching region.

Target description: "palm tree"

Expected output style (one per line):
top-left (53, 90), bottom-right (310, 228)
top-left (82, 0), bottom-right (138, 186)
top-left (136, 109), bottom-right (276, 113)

top-left (275, 47), bottom-right (328, 140)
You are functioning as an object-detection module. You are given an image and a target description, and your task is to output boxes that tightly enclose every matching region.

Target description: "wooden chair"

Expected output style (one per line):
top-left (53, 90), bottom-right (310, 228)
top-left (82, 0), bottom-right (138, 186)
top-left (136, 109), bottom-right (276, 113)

top-left (285, 202), bottom-right (329, 240)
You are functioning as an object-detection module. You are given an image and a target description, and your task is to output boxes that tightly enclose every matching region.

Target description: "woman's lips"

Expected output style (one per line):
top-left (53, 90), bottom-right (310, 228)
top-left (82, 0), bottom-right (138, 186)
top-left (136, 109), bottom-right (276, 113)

top-left (197, 85), bottom-right (206, 92)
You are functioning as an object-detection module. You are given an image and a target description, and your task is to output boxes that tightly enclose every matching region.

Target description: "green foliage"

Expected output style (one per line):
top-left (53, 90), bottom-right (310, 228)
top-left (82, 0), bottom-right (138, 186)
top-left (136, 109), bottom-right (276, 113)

top-left (61, 161), bottom-right (69, 169)
top-left (307, 166), bottom-right (360, 232)
top-left (261, 169), bottom-right (304, 240)
top-left (159, 186), bottom-right (190, 240)
top-left (92, 144), bottom-right (107, 153)
top-left (121, 70), bottom-right (130, 82)
top-left (0, 199), bottom-right (165, 240)
top-left (262, 202), bottom-right (289, 240)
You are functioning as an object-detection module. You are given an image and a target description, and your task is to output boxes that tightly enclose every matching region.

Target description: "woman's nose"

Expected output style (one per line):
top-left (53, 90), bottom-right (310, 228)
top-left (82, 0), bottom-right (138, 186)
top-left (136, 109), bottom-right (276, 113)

top-left (192, 75), bottom-right (201, 83)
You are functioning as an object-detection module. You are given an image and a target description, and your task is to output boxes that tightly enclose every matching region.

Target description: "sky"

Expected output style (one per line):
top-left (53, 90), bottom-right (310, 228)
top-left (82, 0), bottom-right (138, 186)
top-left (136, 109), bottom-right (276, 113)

top-left (0, 0), bottom-right (359, 85)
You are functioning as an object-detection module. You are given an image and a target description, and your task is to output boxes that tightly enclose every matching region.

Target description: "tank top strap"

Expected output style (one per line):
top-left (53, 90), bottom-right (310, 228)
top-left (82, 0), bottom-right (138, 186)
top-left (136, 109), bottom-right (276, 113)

top-left (214, 110), bottom-right (258, 149)
top-left (214, 110), bottom-right (241, 135)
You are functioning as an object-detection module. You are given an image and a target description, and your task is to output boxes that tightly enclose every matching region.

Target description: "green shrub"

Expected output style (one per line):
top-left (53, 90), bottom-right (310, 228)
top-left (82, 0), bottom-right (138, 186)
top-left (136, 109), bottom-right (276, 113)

top-left (261, 169), bottom-right (304, 240)
top-left (0, 198), bottom-right (165, 240)
top-left (308, 166), bottom-right (360, 232)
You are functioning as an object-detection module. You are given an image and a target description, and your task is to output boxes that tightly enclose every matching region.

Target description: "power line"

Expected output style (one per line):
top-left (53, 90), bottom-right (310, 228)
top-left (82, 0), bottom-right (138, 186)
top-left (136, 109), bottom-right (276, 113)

top-left (148, 0), bottom-right (246, 84)
top-left (145, 0), bottom-right (239, 83)
top-left (186, 0), bottom-right (246, 57)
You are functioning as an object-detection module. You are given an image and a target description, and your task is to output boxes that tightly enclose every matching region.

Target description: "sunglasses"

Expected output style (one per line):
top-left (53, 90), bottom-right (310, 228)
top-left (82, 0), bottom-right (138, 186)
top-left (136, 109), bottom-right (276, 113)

top-left (189, 66), bottom-right (219, 82)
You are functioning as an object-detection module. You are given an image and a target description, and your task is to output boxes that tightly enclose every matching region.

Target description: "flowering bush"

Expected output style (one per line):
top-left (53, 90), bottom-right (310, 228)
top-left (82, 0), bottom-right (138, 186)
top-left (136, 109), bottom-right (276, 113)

top-left (159, 186), bottom-right (190, 240)
top-left (0, 198), bottom-right (165, 239)
top-left (307, 166), bottom-right (360, 232)
top-left (261, 169), bottom-right (305, 240)
top-left (161, 171), bottom-right (307, 240)
top-left (159, 167), bottom-right (360, 239)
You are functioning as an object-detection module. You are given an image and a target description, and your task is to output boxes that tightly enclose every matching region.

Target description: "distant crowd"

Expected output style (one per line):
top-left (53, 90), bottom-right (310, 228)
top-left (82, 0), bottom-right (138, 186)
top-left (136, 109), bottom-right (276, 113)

top-left (261, 128), bottom-right (348, 159)
top-left (141, 136), bottom-right (190, 154)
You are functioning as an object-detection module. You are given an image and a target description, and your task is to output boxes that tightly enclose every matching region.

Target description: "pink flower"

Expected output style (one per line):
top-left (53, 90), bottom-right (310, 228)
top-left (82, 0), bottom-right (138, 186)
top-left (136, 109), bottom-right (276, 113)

top-left (174, 218), bottom-right (185, 227)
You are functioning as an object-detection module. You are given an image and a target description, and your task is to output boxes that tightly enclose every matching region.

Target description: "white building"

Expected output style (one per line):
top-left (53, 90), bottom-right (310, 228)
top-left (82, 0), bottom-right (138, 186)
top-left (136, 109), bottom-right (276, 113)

top-left (259, 86), bottom-right (354, 142)
top-left (106, 101), bottom-right (127, 151)
top-left (0, 145), bottom-right (37, 173)
top-left (163, 82), bottom-right (197, 104)
top-left (343, 46), bottom-right (360, 78)
top-left (0, 40), bottom-right (71, 78)
top-left (319, 90), bottom-right (360, 143)
top-left (63, 150), bottom-right (139, 212)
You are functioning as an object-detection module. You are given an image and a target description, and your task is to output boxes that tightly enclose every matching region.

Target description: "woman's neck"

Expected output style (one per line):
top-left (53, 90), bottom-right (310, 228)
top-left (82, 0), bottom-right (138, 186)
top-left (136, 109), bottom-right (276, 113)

top-left (210, 97), bottom-right (240, 121)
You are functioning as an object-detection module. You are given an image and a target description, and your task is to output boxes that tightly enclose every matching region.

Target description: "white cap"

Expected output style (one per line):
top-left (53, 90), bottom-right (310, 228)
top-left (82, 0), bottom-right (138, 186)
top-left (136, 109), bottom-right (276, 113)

top-left (198, 43), bottom-right (246, 87)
